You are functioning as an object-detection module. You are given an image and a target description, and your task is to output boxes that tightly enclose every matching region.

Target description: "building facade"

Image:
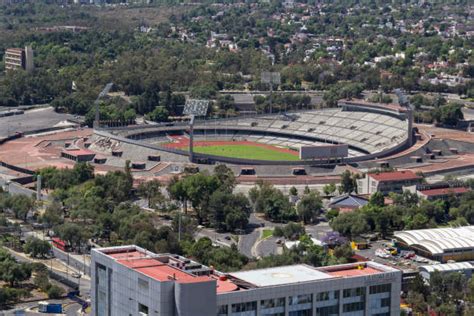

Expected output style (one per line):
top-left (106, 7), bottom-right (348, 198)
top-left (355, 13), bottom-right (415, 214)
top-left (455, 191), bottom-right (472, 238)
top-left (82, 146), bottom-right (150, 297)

top-left (92, 245), bottom-right (402, 316)
top-left (404, 182), bottom-right (470, 201)
top-left (4, 46), bottom-right (34, 72)
top-left (357, 171), bottom-right (422, 195)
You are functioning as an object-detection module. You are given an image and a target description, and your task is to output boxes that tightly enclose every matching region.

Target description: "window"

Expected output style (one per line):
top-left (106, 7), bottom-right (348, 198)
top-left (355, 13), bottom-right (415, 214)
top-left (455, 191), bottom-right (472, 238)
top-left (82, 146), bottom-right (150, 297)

top-left (369, 284), bottom-right (391, 295)
top-left (231, 301), bottom-right (257, 313)
top-left (316, 292), bottom-right (329, 301)
top-left (316, 304), bottom-right (339, 316)
top-left (217, 305), bottom-right (228, 316)
top-left (138, 278), bottom-right (149, 291)
top-left (289, 310), bottom-right (311, 316)
top-left (343, 287), bottom-right (365, 298)
top-left (138, 303), bottom-right (149, 315)
top-left (381, 297), bottom-right (390, 308)
top-left (289, 294), bottom-right (312, 305)
top-left (343, 302), bottom-right (365, 313)
top-left (261, 298), bottom-right (285, 309)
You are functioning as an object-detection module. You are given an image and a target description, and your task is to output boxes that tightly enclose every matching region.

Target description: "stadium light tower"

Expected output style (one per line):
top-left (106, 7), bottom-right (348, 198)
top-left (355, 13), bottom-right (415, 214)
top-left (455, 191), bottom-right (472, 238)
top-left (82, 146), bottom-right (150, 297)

top-left (261, 71), bottom-right (281, 114)
top-left (93, 83), bottom-right (114, 129)
top-left (183, 99), bottom-right (209, 163)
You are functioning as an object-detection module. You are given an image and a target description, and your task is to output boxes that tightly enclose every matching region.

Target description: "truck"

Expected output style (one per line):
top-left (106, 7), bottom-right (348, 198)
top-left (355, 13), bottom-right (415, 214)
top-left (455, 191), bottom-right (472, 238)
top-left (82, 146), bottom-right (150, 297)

top-left (38, 302), bottom-right (63, 313)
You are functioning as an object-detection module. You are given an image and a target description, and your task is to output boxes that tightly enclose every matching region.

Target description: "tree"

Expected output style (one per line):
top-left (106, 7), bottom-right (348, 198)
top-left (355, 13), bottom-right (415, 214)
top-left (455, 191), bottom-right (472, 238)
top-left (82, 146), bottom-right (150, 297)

top-left (208, 190), bottom-right (251, 232)
top-left (147, 106), bottom-right (169, 122)
top-left (296, 192), bottom-right (322, 224)
top-left (56, 223), bottom-right (88, 252)
top-left (251, 182), bottom-right (296, 222)
top-left (41, 202), bottom-right (63, 227)
top-left (330, 212), bottom-right (369, 239)
top-left (0, 261), bottom-right (32, 287)
top-left (23, 237), bottom-right (51, 258)
top-left (436, 103), bottom-right (464, 126)
top-left (323, 183), bottom-right (336, 196)
top-left (339, 171), bottom-right (357, 194)
top-left (213, 164), bottom-right (236, 193)
top-left (6, 194), bottom-right (35, 222)
top-left (137, 180), bottom-right (163, 208)
top-left (273, 222), bottom-right (305, 240)
top-left (369, 192), bottom-right (385, 207)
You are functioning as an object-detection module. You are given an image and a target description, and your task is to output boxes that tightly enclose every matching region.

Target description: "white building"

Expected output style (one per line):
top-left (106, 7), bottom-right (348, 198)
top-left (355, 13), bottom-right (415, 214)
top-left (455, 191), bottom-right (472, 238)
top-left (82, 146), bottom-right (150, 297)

top-left (419, 262), bottom-right (473, 281)
top-left (92, 245), bottom-right (402, 316)
top-left (357, 171), bottom-right (422, 195)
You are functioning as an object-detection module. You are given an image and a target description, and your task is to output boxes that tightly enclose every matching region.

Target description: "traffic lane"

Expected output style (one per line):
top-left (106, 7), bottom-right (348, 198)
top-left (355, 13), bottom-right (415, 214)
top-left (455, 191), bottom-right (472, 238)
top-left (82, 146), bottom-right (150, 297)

top-left (304, 222), bottom-right (333, 240)
top-left (256, 236), bottom-right (280, 257)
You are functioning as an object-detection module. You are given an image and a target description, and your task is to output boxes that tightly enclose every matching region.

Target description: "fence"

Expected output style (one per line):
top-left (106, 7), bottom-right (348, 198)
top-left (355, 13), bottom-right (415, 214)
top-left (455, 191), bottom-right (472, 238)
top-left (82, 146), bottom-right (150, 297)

top-left (51, 247), bottom-right (91, 276)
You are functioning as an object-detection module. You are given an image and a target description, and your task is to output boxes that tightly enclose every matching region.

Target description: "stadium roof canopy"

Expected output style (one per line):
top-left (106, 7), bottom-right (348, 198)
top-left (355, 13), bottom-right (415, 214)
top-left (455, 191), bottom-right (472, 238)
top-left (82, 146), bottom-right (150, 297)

top-left (394, 226), bottom-right (474, 255)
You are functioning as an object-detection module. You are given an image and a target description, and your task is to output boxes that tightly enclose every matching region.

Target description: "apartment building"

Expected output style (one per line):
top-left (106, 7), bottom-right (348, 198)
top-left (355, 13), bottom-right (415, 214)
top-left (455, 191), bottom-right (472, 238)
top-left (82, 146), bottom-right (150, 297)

top-left (91, 245), bottom-right (402, 316)
top-left (4, 46), bottom-right (34, 72)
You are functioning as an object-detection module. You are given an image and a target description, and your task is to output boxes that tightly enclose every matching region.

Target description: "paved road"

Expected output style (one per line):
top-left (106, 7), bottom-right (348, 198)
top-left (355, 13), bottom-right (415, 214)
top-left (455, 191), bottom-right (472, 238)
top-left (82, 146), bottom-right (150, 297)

top-left (238, 213), bottom-right (268, 258)
top-left (0, 107), bottom-right (76, 137)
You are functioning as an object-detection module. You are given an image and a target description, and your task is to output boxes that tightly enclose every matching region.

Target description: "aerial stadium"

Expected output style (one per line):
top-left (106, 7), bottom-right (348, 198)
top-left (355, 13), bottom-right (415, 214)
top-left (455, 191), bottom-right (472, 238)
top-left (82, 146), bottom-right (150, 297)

top-left (93, 99), bottom-right (413, 167)
top-left (3, 96), bottom-right (474, 187)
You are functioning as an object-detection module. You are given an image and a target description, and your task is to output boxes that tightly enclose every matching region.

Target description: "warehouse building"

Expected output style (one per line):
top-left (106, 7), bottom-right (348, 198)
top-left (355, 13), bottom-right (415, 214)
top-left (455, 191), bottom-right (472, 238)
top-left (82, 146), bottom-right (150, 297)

top-left (92, 245), bottom-right (402, 316)
top-left (394, 226), bottom-right (474, 263)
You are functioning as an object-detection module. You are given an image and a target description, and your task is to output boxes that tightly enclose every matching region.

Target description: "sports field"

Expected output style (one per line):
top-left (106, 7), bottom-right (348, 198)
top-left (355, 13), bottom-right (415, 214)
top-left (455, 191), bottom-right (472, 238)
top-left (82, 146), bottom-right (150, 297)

top-left (192, 144), bottom-right (299, 161)
top-left (163, 137), bottom-right (300, 161)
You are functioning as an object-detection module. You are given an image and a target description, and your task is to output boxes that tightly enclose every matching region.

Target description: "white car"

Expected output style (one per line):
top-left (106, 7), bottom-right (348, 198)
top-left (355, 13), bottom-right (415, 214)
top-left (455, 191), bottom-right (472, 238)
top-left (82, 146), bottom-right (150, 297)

top-left (375, 248), bottom-right (390, 259)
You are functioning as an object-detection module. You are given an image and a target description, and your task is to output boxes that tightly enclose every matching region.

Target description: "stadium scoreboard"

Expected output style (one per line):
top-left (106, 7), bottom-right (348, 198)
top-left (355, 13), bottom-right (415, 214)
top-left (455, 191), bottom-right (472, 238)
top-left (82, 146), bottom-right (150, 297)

top-left (299, 144), bottom-right (349, 160)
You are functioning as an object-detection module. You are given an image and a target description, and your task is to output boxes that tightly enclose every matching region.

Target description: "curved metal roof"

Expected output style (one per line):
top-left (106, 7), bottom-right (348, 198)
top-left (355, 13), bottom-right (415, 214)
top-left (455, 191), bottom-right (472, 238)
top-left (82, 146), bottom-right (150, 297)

top-left (420, 262), bottom-right (473, 273)
top-left (394, 226), bottom-right (474, 255)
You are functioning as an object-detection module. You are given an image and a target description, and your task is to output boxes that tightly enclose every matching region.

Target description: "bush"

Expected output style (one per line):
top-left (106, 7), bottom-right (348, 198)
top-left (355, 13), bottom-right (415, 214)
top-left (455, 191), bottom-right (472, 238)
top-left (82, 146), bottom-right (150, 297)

top-left (47, 285), bottom-right (64, 299)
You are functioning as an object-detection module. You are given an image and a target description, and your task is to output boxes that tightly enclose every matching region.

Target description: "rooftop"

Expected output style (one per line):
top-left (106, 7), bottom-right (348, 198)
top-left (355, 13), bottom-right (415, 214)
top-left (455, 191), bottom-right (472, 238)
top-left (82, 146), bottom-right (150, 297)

top-left (369, 170), bottom-right (421, 182)
top-left (96, 246), bottom-right (397, 292)
top-left (229, 265), bottom-right (333, 287)
top-left (339, 99), bottom-right (407, 113)
top-left (98, 247), bottom-right (238, 293)
top-left (62, 148), bottom-right (96, 157)
top-left (419, 187), bottom-right (470, 197)
top-left (394, 226), bottom-right (474, 255)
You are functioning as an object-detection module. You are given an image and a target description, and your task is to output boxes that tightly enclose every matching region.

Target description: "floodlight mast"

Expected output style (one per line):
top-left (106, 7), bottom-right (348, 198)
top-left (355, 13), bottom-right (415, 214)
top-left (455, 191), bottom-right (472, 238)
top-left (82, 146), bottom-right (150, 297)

top-left (93, 83), bottom-right (114, 129)
top-left (261, 72), bottom-right (280, 114)
top-left (183, 99), bottom-right (209, 163)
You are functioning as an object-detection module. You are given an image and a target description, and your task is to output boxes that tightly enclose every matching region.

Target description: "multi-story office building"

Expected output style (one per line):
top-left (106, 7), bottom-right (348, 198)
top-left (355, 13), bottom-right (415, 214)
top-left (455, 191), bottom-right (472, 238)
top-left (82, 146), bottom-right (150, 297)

top-left (4, 46), bottom-right (34, 72)
top-left (92, 245), bottom-right (402, 316)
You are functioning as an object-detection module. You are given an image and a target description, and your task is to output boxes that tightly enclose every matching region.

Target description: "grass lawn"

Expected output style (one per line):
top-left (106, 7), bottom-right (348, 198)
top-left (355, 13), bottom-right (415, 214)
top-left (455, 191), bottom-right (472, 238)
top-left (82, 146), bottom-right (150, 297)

top-left (262, 229), bottom-right (274, 239)
top-left (192, 144), bottom-right (299, 161)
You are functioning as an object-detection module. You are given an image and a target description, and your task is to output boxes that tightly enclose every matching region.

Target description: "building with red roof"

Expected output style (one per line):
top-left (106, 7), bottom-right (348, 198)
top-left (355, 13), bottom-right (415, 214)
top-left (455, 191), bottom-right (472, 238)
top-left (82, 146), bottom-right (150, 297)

top-left (61, 148), bottom-right (96, 162)
top-left (404, 182), bottom-right (471, 201)
top-left (92, 245), bottom-right (402, 316)
top-left (357, 170), bottom-right (423, 195)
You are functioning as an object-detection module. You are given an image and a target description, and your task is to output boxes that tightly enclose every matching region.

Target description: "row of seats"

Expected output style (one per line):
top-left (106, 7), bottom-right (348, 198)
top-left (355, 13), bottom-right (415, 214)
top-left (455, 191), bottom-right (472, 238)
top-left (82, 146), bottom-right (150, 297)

top-left (198, 109), bottom-right (408, 154)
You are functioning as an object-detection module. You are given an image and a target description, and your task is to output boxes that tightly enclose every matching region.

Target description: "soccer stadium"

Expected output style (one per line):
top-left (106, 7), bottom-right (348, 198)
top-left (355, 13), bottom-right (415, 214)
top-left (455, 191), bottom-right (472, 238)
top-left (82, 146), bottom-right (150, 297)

top-left (96, 100), bottom-right (412, 166)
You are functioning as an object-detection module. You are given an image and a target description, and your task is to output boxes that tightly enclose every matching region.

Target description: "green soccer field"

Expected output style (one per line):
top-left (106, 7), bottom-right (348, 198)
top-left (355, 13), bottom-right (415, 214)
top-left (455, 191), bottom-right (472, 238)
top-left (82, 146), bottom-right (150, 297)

top-left (192, 144), bottom-right (300, 161)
